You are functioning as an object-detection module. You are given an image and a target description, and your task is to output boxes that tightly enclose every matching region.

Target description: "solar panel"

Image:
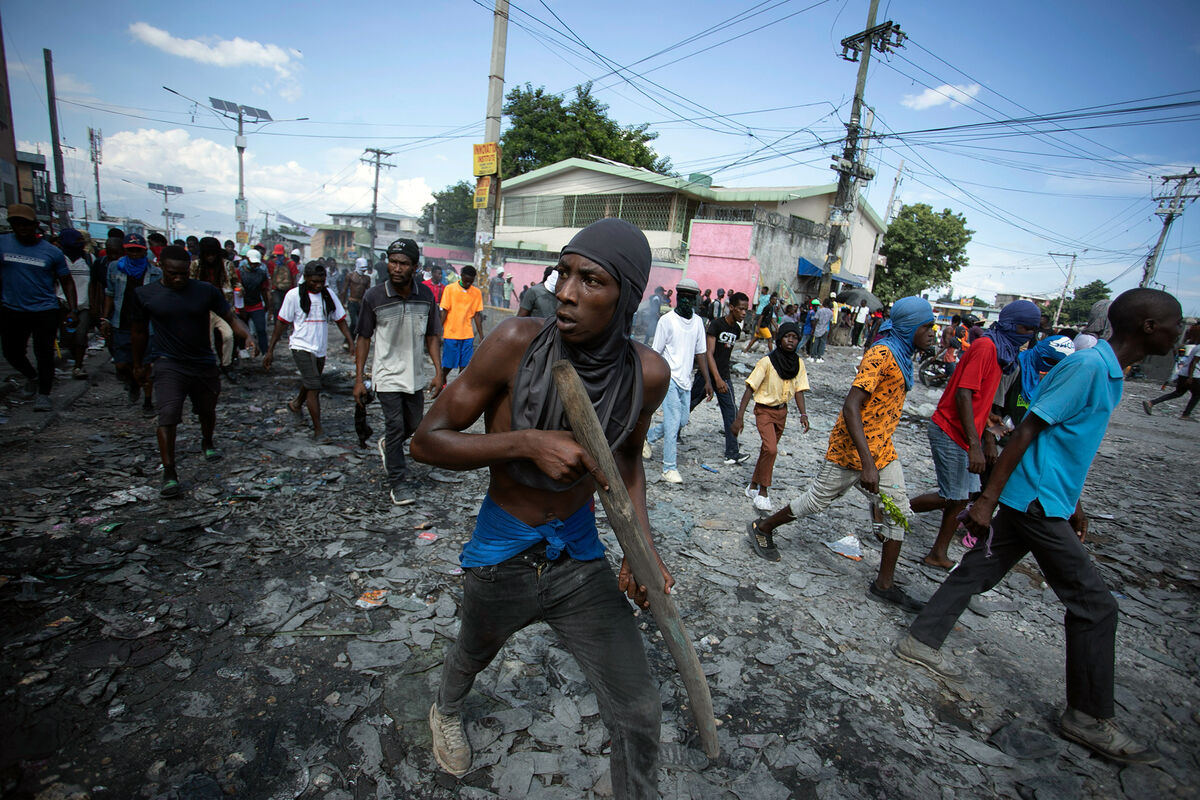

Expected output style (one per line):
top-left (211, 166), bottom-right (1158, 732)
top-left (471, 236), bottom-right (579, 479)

top-left (209, 98), bottom-right (237, 114)
top-left (148, 182), bottom-right (164, 191)
top-left (255, 107), bottom-right (273, 121)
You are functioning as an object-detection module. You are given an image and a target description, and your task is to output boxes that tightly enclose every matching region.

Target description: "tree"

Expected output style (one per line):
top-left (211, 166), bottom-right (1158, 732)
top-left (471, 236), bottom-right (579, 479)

top-left (1059, 279), bottom-right (1111, 324)
top-left (500, 83), bottom-right (672, 178)
top-left (875, 204), bottom-right (974, 302)
top-left (419, 181), bottom-right (476, 248)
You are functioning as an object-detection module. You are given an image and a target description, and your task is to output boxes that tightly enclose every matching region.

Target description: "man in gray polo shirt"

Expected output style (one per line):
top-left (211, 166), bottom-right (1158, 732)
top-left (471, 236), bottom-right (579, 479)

top-left (354, 239), bottom-right (445, 505)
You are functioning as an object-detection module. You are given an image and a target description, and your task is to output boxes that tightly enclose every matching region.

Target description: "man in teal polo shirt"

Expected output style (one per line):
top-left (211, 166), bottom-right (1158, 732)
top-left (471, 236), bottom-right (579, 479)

top-left (896, 288), bottom-right (1182, 766)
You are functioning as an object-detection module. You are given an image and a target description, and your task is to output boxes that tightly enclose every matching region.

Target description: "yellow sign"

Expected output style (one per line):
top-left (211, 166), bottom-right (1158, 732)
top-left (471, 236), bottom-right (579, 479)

top-left (959, 297), bottom-right (975, 307)
top-left (236, 231), bottom-right (249, 244)
top-left (473, 143), bottom-right (500, 176)
top-left (473, 176), bottom-right (492, 209)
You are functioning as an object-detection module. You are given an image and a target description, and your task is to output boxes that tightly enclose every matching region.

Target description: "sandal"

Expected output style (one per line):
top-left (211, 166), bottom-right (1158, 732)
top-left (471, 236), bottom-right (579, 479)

top-left (160, 478), bottom-right (182, 499)
top-left (203, 447), bottom-right (223, 461)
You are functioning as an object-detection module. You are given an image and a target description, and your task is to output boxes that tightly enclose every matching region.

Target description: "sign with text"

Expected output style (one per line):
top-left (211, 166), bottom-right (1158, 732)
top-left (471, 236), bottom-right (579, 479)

top-left (473, 176), bottom-right (493, 209)
top-left (472, 143), bottom-right (500, 176)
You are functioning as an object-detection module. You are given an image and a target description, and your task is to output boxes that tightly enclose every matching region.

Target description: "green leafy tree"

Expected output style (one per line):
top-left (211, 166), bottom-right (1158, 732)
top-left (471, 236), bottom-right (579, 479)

top-left (1059, 279), bottom-right (1111, 324)
top-left (500, 83), bottom-right (672, 178)
top-left (419, 181), bottom-right (476, 248)
top-left (876, 204), bottom-right (974, 302)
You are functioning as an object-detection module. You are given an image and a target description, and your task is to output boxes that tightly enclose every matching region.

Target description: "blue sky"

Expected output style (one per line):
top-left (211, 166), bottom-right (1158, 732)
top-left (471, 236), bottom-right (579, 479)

top-left (5, 0), bottom-right (1199, 312)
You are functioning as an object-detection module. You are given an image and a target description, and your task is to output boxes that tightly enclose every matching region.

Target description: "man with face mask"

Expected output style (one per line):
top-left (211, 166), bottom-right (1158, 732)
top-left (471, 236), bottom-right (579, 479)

top-left (644, 278), bottom-right (712, 484)
top-left (0, 204), bottom-right (77, 410)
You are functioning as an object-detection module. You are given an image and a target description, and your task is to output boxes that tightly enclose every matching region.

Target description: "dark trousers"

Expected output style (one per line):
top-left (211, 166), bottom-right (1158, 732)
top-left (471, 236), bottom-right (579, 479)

top-left (910, 501), bottom-right (1117, 719)
top-left (1150, 376), bottom-right (1199, 416)
top-left (852, 322), bottom-right (865, 346)
top-left (439, 548), bottom-right (660, 799)
top-left (690, 379), bottom-right (740, 458)
top-left (378, 390), bottom-right (424, 487)
top-left (1, 308), bottom-right (59, 394)
top-left (347, 300), bottom-right (362, 337)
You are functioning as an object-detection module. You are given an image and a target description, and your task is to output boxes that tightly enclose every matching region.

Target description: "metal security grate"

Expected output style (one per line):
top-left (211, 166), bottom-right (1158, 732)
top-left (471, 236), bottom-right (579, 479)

top-left (502, 193), bottom-right (686, 233)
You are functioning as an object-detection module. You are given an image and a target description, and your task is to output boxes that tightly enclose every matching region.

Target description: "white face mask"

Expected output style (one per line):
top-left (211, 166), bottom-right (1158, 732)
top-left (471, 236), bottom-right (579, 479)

top-left (544, 271), bottom-right (559, 293)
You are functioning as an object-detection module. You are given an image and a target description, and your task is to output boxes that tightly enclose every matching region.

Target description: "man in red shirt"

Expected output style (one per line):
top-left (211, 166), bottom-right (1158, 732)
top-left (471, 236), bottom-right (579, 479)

top-left (911, 300), bottom-right (1040, 568)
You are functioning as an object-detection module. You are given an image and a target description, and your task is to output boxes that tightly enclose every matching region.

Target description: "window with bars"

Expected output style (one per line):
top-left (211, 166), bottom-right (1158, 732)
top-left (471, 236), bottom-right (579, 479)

top-left (502, 193), bottom-right (691, 233)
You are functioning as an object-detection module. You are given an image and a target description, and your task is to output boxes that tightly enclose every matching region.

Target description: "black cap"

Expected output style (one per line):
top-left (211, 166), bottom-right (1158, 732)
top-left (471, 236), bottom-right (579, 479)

top-left (386, 238), bottom-right (420, 263)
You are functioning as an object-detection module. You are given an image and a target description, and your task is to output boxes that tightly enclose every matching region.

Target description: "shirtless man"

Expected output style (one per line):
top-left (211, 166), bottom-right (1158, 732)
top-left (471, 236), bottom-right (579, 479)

top-left (410, 218), bottom-right (671, 798)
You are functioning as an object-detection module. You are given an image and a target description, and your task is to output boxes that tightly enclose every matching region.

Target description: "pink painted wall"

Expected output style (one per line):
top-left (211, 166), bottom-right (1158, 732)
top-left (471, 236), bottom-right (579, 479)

top-left (499, 259), bottom-right (556, 310)
top-left (683, 221), bottom-right (761, 298)
top-left (422, 244), bottom-right (473, 262)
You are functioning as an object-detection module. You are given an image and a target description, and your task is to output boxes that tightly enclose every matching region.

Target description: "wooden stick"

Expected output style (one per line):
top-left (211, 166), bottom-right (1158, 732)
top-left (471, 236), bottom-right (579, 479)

top-left (551, 359), bottom-right (720, 759)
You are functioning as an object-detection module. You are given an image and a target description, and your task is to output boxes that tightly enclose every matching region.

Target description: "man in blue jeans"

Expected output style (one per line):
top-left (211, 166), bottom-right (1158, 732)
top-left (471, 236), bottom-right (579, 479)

top-left (897, 288), bottom-right (1180, 766)
top-left (411, 218), bottom-right (672, 797)
top-left (645, 277), bottom-right (711, 484)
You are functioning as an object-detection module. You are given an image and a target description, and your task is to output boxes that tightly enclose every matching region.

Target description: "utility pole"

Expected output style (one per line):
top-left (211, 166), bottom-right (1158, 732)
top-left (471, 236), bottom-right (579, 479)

top-left (473, 0), bottom-right (509, 275)
top-left (821, 0), bottom-right (904, 298)
top-left (262, 210), bottom-right (272, 240)
top-left (1142, 168), bottom-right (1199, 288)
top-left (362, 148), bottom-right (394, 258)
top-left (1050, 252), bottom-right (1077, 328)
top-left (43, 48), bottom-right (70, 229)
top-left (868, 157), bottom-right (903, 284)
top-left (88, 128), bottom-right (103, 219)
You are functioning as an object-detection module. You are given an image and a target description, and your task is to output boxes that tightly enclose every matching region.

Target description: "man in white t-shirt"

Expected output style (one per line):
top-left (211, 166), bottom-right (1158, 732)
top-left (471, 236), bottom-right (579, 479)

top-left (645, 278), bottom-right (711, 483)
top-left (263, 261), bottom-right (353, 442)
top-left (56, 229), bottom-right (93, 379)
top-left (852, 302), bottom-right (870, 346)
top-left (1143, 328), bottom-right (1200, 420)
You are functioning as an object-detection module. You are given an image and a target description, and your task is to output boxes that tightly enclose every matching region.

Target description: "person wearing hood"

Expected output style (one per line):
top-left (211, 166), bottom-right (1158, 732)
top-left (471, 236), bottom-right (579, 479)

top-left (1073, 299), bottom-right (1113, 351)
top-left (899, 289), bottom-right (1181, 767)
top-left (410, 218), bottom-right (671, 793)
top-left (910, 299), bottom-right (1040, 570)
top-left (748, 297), bottom-right (935, 609)
top-left (236, 248), bottom-right (272, 355)
top-left (147, 232), bottom-right (167, 263)
top-left (732, 320), bottom-right (810, 512)
top-left (0, 204), bottom-right (77, 411)
top-left (102, 233), bottom-right (163, 409)
top-left (55, 228), bottom-right (94, 380)
top-left (341, 256), bottom-right (373, 340)
top-left (644, 278), bottom-right (712, 484)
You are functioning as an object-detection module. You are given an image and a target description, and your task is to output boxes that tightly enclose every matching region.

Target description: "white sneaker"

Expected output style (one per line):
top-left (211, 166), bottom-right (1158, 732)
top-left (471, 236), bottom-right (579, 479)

top-left (753, 494), bottom-right (773, 512)
top-left (642, 440), bottom-right (651, 459)
top-left (429, 703), bottom-right (472, 776)
top-left (744, 483), bottom-right (756, 499)
top-left (816, 358), bottom-right (825, 363)
top-left (377, 435), bottom-right (387, 469)
top-left (662, 469), bottom-right (683, 484)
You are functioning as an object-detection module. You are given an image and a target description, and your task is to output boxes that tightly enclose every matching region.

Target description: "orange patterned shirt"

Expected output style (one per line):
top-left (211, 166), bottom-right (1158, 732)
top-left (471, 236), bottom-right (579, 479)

top-left (825, 345), bottom-right (908, 471)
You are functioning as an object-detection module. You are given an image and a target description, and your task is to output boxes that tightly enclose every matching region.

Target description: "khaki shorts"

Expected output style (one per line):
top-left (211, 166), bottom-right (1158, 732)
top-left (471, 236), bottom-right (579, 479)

top-left (786, 458), bottom-right (910, 541)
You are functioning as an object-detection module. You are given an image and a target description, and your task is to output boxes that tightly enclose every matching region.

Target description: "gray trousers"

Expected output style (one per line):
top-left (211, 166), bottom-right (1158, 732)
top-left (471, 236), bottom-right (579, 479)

top-left (378, 390), bottom-right (423, 487)
top-left (909, 500), bottom-right (1118, 718)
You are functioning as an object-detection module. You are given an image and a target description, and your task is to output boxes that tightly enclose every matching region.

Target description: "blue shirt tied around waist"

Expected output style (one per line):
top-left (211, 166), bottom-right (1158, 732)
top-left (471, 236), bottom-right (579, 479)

top-left (460, 494), bottom-right (606, 568)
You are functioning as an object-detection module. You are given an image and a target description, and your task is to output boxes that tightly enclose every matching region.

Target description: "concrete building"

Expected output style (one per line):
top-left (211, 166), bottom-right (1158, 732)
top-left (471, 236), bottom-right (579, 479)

top-left (492, 157), bottom-right (885, 303)
top-left (328, 211), bottom-right (420, 253)
top-left (310, 225), bottom-right (370, 263)
top-left (16, 151), bottom-right (50, 222)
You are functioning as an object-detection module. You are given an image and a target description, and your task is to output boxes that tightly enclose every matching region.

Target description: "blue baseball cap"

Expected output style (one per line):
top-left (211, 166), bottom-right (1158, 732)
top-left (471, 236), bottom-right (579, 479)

top-left (124, 233), bottom-right (147, 250)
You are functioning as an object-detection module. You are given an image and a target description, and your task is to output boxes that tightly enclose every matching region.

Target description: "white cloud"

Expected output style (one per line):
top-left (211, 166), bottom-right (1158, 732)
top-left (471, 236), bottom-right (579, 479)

top-left (901, 83), bottom-right (981, 111)
top-left (128, 22), bottom-right (303, 99)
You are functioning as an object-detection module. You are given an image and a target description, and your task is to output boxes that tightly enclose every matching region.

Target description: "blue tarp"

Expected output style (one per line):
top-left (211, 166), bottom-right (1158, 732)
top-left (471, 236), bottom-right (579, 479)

top-left (797, 257), bottom-right (822, 277)
top-left (834, 272), bottom-right (867, 288)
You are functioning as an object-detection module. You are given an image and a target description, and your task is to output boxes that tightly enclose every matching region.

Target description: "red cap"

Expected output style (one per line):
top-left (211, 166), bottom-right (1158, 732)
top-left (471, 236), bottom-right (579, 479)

top-left (273, 244), bottom-right (286, 255)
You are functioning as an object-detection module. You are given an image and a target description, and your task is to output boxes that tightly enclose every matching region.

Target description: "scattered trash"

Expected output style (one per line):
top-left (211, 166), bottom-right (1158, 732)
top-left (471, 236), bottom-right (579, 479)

top-left (98, 522), bottom-right (123, 534)
top-left (700, 464), bottom-right (719, 473)
top-left (355, 589), bottom-right (390, 609)
top-left (823, 535), bottom-right (862, 561)
top-left (417, 531), bottom-right (439, 543)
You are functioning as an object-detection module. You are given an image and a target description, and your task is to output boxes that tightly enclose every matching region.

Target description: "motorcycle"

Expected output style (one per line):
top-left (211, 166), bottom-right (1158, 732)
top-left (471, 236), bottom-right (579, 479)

top-left (917, 346), bottom-right (952, 388)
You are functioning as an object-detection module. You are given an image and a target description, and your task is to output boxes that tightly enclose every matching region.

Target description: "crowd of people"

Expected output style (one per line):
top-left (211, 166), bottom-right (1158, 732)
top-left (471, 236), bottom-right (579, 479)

top-left (3, 204), bottom-right (1194, 795)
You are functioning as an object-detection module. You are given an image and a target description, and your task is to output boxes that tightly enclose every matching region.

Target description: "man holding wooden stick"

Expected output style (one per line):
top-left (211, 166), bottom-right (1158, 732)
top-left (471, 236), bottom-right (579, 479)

top-left (411, 218), bottom-right (672, 796)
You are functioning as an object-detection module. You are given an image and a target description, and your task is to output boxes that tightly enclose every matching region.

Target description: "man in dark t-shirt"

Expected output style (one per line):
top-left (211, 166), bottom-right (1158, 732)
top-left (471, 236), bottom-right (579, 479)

top-left (129, 246), bottom-right (255, 499)
top-left (689, 291), bottom-right (749, 463)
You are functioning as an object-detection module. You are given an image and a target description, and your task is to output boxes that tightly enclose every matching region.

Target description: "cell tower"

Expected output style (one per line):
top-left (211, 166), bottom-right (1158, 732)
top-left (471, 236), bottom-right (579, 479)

top-left (88, 127), bottom-right (102, 219)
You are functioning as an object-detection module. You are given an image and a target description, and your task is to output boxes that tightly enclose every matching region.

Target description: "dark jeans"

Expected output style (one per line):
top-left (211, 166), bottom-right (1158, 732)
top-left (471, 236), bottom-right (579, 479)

top-left (1, 308), bottom-right (59, 394)
top-left (347, 300), bottom-right (362, 338)
top-left (910, 501), bottom-right (1117, 719)
top-left (690, 379), bottom-right (740, 458)
top-left (1149, 376), bottom-right (1199, 416)
top-left (240, 308), bottom-right (268, 354)
top-left (811, 334), bottom-right (828, 359)
top-left (378, 390), bottom-right (423, 487)
top-left (438, 547), bottom-right (660, 799)
top-left (852, 322), bottom-right (864, 346)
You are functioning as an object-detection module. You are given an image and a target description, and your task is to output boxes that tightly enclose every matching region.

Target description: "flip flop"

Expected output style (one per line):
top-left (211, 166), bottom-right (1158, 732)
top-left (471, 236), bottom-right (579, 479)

top-left (203, 447), bottom-right (223, 461)
top-left (160, 479), bottom-right (182, 499)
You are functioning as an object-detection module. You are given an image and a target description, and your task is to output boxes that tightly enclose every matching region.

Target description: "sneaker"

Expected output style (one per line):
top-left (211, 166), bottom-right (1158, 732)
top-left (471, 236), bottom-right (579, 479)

top-left (429, 703), bottom-right (472, 777)
top-left (662, 469), bottom-right (683, 484)
top-left (642, 440), bottom-right (651, 459)
top-left (868, 581), bottom-right (925, 612)
top-left (895, 634), bottom-right (961, 680)
top-left (724, 454), bottom-right (749, 465)
top-left (752, 494), bottom-right (773, 512)
top-left (33, 394), bottom-right (52, 412)
top-left (1059, 708), bottom-right (1160, 765)
top-left (746, 520), bottom-right (780, 562)
top-left (160, 478), bottom-right (182, 499)
top-left (72, 367), bottom-right (86, 380)
top-left (744, 483), bottom-right (757, 499)
top-left (203, 447), bottom-right (223, 461)
top-left (1142, 400), bottom-right (1153, 416)
top-left (378, 435), bottom-right (387, 470)
top-left (390, 487), bottom-right (415, 506)
top-left (816, 358), bottom-right (825, 364)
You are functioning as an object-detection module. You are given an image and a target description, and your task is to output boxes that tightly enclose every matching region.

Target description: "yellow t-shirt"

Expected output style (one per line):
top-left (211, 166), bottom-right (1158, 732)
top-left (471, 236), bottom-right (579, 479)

top-left (825, 344), bottom-right (907, 470)
top-left (440, 282), bottom-right (483, 340)
top-left (746, 356), bottom-right (809, 406)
